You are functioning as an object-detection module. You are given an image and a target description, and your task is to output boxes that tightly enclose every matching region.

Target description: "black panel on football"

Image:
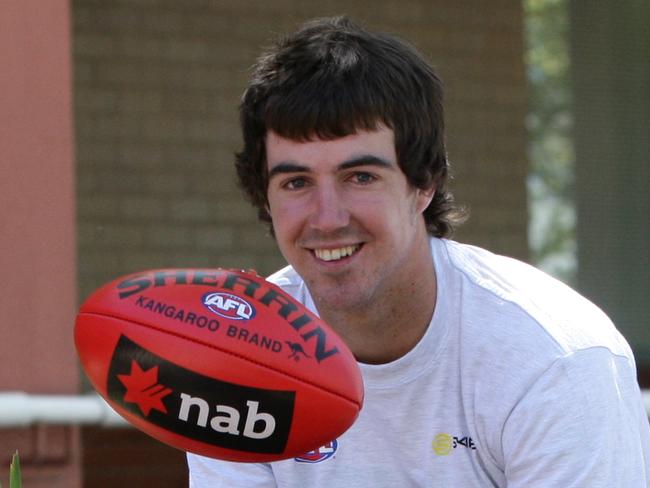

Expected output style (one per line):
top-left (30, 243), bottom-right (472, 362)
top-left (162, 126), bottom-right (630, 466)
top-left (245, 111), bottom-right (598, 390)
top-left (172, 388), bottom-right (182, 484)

top-left (107, 335), bottom-right (296, 454)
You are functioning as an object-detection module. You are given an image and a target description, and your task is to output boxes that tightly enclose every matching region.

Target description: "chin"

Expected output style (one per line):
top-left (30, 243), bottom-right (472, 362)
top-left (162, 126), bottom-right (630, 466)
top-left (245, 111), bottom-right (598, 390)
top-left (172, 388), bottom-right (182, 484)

top-left (311, 281), bottom-right (373, 311)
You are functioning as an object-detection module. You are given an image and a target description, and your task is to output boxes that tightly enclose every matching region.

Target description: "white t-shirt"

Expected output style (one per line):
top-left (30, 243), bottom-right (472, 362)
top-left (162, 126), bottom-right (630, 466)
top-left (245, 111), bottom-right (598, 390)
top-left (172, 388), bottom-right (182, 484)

top-left (188, 238), bottom-right (650, 487)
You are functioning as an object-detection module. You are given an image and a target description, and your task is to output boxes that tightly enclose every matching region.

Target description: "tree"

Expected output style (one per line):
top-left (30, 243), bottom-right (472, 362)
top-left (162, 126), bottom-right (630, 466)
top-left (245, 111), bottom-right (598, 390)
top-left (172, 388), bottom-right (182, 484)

top-left (524, 0), bottom-right (576, 284)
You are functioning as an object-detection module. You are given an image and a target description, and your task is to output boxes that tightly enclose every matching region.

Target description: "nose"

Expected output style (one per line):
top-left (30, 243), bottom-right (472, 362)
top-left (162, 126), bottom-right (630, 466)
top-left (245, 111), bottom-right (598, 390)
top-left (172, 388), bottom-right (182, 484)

top-left (307, 183), bottom-right (350, 232)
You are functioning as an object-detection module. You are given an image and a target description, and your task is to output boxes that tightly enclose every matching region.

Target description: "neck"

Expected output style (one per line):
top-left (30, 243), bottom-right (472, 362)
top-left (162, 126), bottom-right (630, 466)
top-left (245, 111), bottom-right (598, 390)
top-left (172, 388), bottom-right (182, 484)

top-left (317, 237), bottom-right (437, 365)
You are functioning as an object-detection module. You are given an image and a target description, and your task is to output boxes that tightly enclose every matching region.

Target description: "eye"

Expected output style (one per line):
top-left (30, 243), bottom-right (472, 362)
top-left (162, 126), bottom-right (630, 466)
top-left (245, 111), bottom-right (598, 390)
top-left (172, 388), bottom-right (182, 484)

top-left (350, 172), bottom-right (376, 185)
top-left (282, 177), bottom-right (309, 190)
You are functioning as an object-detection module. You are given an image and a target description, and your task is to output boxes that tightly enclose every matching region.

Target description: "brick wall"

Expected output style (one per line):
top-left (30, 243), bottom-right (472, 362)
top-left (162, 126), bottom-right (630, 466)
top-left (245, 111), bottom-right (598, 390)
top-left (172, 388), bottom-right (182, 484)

top-left (81, 427), bottom-right (187, 487)
top-left (73, 0), bottom-right (528, 484)
top-left (1, 0), bottom-right (80, 485)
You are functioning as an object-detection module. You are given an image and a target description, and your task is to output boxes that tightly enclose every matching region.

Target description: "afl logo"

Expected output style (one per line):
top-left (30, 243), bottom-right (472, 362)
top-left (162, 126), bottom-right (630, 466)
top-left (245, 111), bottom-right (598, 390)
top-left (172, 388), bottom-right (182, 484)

top-left (294, 439), bottom-right (338, 463)
top-left (202, 292), bottom-right (255, 320)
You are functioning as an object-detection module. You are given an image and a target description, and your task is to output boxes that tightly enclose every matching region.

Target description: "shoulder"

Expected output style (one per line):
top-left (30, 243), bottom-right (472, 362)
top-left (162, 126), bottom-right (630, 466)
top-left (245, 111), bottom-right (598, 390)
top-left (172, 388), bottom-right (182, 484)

top-left (432, 239), bottom-right (637, 417)
top-left (436, 239), bottom-right (633, 360)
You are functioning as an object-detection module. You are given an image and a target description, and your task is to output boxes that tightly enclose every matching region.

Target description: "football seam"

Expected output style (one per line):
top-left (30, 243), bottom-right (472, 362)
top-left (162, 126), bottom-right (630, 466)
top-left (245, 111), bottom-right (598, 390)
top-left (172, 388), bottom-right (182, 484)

top-left (79, 311), bottom-right (362, 410)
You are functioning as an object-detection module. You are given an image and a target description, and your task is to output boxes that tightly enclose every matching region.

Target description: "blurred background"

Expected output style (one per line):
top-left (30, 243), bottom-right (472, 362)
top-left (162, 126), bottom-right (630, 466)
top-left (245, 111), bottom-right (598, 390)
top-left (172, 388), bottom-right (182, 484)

top-left (1, 0), bottom-right (648, 486)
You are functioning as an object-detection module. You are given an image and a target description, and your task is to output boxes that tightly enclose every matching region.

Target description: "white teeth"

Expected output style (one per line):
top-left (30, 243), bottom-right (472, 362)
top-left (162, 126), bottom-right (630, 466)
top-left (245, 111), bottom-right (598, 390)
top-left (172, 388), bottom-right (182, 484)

top-left (314, 245), bottom-right (358, 262)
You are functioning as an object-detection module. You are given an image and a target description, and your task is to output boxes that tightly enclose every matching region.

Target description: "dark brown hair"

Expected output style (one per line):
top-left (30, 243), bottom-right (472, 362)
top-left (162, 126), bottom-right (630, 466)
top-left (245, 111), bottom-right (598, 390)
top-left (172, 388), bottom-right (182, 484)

top-left (235, 16), bottom-right (465, 237)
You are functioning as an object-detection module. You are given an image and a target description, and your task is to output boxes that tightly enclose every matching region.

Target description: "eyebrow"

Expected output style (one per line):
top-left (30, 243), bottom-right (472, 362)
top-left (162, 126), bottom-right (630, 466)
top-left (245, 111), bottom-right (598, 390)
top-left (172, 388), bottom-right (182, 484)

top-left (267, 154), bottom-right (396, 180)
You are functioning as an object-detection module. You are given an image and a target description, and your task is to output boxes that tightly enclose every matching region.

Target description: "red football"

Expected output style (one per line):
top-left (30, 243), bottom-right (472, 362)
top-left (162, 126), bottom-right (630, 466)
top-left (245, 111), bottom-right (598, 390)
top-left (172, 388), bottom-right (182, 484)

top-left (74, 268), bottom-right (364, 462)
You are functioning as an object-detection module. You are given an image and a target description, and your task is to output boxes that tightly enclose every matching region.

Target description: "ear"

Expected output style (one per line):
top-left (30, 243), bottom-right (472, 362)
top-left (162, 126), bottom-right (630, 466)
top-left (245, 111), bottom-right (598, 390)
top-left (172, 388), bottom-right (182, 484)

top-left (263, 203), bottom-right (273, 223)
top-left (415, 185), bottom-right (436, 214)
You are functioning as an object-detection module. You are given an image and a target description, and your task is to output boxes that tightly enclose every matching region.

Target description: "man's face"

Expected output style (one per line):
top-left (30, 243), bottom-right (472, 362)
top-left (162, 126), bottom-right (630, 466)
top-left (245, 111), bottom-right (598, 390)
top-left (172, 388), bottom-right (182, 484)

top-left (265, 126), bottom-right (434, 313)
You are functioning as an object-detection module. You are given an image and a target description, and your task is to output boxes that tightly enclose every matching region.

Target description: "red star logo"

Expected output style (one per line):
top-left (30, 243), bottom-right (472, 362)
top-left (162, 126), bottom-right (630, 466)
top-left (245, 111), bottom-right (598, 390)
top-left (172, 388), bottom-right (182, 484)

top-left (117, 360), bottom-right (173, 416)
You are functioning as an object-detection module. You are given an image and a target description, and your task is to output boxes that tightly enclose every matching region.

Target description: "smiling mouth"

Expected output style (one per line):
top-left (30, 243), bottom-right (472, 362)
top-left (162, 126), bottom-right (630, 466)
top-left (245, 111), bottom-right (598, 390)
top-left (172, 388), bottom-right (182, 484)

top-left (313, 245), bottom-right (361, 262)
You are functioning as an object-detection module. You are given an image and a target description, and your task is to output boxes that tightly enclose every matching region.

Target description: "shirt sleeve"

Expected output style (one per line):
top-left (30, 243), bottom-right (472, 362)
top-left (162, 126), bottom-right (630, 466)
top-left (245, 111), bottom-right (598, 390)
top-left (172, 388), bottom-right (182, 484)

top-left (187, 453), bottom-right (277, 488)
top-left (501, 347), bottom-right (650, 487)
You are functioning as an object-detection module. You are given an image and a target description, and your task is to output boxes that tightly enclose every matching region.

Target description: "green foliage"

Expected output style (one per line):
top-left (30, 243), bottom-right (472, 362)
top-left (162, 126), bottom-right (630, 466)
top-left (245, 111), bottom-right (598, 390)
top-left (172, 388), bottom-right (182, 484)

top-left (1, 451), bottom-right (22, 488)
top-left (524, 0), bottom-right (577, 284)
top-left (10, 451), bottom-right (21, 488)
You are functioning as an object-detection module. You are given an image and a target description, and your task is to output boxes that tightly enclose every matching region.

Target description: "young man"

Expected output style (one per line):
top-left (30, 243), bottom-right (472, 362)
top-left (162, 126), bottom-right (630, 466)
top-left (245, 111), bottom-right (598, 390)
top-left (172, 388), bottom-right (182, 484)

top-left (188, 16), bottom-right (650, 487)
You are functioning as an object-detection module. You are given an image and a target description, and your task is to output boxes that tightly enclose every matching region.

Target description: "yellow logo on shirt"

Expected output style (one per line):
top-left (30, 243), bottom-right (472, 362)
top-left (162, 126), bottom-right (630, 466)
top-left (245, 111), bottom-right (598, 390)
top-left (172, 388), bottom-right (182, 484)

top-left (432, 433), bottom-right (453, 455)
top-left (433, 433), bottom-right (477, 455)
